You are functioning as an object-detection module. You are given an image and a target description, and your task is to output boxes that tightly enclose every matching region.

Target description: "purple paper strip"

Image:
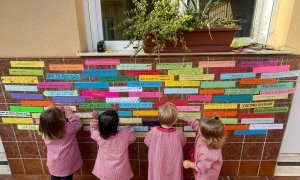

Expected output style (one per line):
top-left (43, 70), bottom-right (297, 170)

top-left (52, 97), bottom-right (85, 103)
top-left (240, 60), bottom-right (278, 67)
top-left (38, 82), bottom-right (71, 89)
top-left (11, 93), bottom-right (43, 100)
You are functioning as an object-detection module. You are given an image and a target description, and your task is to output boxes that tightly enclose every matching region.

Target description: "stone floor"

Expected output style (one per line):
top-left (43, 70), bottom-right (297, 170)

top-left (0, 175), bottom-right (299, 180)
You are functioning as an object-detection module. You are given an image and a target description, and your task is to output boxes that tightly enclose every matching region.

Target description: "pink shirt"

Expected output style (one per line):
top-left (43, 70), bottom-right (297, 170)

top-left (144, 126), bottom-right (187, 180)
top-left (188, 119), bottom-right (223, 180)
top-left (90, 119), bottom-right (136, 180)
top-left (44, 115), bottom-right (83, 177)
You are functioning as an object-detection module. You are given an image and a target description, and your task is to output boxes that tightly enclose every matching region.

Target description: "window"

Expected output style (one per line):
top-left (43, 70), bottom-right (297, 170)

top-left (83, 0), bottom-right (274, 52)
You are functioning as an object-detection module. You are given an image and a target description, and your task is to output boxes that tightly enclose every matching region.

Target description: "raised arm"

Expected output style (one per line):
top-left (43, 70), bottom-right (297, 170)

top-left (178, 116), bottom-right (200, 132)
top-left (90, 110), bottom-right (101, 141)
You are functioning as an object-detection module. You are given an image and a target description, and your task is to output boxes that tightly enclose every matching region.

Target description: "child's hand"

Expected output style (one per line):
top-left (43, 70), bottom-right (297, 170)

top-left (178, 116), bottom-right (189, 122)
top-left (183, 160), bottom-right (194, 169)
top-left (63, 106), bottom-right (73, 118)
top-left (92, 110), bottom-right (99, 119)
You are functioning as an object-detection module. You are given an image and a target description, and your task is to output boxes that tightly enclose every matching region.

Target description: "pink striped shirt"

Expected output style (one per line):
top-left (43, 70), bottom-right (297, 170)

top-left (44, 115), bottom-right (83, 176)
top-left (145, 126), bottom-right (187, 180)
top-left (90, 119), bottom-right (136, 180)
top-left (188, 119), bottom-right (223, 180)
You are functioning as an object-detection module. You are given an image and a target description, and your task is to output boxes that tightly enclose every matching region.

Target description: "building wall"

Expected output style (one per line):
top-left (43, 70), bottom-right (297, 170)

top-left (0, 0), bottom-right (87, 57)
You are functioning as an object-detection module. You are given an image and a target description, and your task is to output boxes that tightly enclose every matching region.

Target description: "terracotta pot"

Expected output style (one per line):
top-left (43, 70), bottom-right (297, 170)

top-left (143, 26), bottom-right (241, 53)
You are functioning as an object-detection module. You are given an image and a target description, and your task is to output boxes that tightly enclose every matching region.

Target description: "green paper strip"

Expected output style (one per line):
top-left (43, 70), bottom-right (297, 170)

top-left (168, 68), bottom-right (203, 75)
top-left (82, 119), bottom-right (91, 125)
top-left (221, 118), bottom-right (238, 124)
top-left (10, 106), bottom-right (43, 113)
top-left (99, 76), bottom-right (134, 82)
top-left (156, 62), bottom-right (192, 69)
top-left (9, 69), bottom-right (44, 76)
top-left (201, 81), bottom-right (236, 88)
top-left (79, 103), bottom-right (112, 109)
top-left (225, 89), bottom-right (259, 95)
top-left (254, 107), bottom-right (289, 113)
top-left (178, 112), bottom-right (201, 119)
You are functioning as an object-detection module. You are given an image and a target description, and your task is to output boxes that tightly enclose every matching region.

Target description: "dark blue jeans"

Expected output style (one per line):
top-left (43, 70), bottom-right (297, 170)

top-left (51, 174), bottom-right (73, 180)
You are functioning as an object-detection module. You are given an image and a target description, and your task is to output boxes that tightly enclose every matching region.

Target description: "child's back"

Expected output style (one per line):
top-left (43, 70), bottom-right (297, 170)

top-left (39, 106), bottom-right (82, 178)
top-left (145, 103), bottom-right (186, 180)
top-left (145, 126), bottom-right (186, 180)
top-left (90, 110), bottom-right (136, 180)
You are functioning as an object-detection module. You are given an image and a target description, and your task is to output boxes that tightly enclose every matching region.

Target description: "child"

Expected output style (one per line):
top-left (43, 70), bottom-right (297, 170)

top-left (39, 106), bottom-right (82, 180)
top-left (179, 116), bottom-right (226, 180)
top-left (144, 102), bottom-right (187, 180)
top-left (90, 110), bottom-right (136, 180)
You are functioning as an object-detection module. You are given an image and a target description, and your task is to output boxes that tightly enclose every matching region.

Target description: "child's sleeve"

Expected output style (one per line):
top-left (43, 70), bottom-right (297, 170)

top-left (193, 154), bottom-right (216, 174)
top-left (178, 130), bottom-right (187, 147)
top-left (67, 115), bottom-right (82, 133)
top-left (187, 118), bottom-right (200, 132)
top-left (90, 119), bottom-right (101, 142)
top-left (125, 126), bottom-right (136, 144)
top-left (144, 128), bottom-right (153, 147)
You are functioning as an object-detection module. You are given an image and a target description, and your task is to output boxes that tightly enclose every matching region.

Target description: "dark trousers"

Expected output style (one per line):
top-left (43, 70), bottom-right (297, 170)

top-left (51, 174), bottom-right (73, 180)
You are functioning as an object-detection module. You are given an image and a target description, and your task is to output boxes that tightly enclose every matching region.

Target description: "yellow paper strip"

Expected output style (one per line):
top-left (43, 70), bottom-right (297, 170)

top-left (31, 113), bottom-right (41, 119)
top-left (204, 103), bottom-right (238, 110)
top-left (10, 61), bottom-right (45, 67)
top-left (120, 118), bottom-right (142, 124)
top-left (139, 75), bottom-right (174, 81)
top-left (253, 94), bottom-right (288, 101)
top-left (165, 81), bottom-right (200, 87)
top-left (240, 101), bottom-right (274, 109)
top-left (179, 74), bottom-right (215, 81)
top-left (133, 110), bottom-right (158, 116)
top-left (1, 76), bottom-right (38, 84)
top-left (17, 124), bottom-right (39, 130)
top-left (2, 117), bottom-right (33, 124)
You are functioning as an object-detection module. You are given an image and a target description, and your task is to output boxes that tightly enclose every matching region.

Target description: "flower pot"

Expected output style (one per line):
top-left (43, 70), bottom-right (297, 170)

top-left (143, 26), bottom-right (241, 53)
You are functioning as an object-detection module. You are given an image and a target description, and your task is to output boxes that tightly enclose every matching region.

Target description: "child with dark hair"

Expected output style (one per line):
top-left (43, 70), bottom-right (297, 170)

top-left (39, 106), bottom-right (82, 180)
top-left (90, 110), bottom-right (136, 180)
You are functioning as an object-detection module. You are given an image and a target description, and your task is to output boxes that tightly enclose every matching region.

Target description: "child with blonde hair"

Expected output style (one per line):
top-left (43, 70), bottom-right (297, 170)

top-left (39, 106), bottom-right (82, 180)
top-left (90, 110), bottom-right (136, 180)
top-left (145, 102), bottom-right (186, 180)
top-left (179, 116), bottom-right (226, 180)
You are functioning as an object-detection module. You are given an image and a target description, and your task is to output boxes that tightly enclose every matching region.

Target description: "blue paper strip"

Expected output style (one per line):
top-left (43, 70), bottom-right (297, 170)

top-left (11, 93), bottom-right (43, 100)
top-left (99, 111), bottom-right (132, 117)
top-left (5, 85), bottom-right (37, 92)
top-left (261, 70), bottom-right (300, 79)
top-left (52, 97), bottom-right (85, 103)
top-left (164, 88), bottom-right (198, 94)
top-left (127, 81), bottom-right (162, 87)
top-left (119, 102), bottom-right (153, 109)
top-left (75, 82), bottom-right (109, 88)
top-left (220, 72), bottom-right (256, 80)
top-left (213, 95), bottom-right (253, 102)
top-left (234, 130), bottom-right (267, 135)
top-left (46, 73), bottom-right (80, 80)
top-left (142, 121), bottom-right (161, 127)
top-left (82, 69), bottom-right (117, 77)
top-left (118, 126), bottom-right (149, 132)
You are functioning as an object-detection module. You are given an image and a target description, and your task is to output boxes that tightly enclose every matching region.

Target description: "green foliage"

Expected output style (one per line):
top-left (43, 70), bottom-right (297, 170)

top-left (115, 0), bottom-right (237, 54)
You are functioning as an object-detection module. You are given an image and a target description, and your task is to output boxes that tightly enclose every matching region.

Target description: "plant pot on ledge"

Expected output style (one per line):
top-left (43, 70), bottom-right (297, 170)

top-left (143, 26), bottom-right (241, 53)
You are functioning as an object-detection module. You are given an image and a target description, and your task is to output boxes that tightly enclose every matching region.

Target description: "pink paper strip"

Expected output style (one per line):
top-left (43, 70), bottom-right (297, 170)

top-left (253, 65), bottom-right (290, 73)
top-left (177, 106), bottom-right (200, 112)
top-left (38, 82), bottom-right (71, 89)
top-left (82, 91), bottom-right (118, 98)
top-left (199, 61), bottom-right (235, 67)
top-left (260, 88), bottom-right (296, 95)
top-left (128, 92), bottom-right (163, 98)
top-left (84, 59), bottom-right (120, 66)
top-left (188, 95), bottom-right (213, 102)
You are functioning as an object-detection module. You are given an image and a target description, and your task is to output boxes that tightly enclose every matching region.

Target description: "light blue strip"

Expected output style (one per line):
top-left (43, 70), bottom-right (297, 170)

top-left (257, 82), bottom-right (294, 90)
top-left (127, 81), bottom-right (162, 87)
top-left (82, 69), bottom-right (117, 77)
top-left (261, 70), bottom-right (300, 79)
top-left (119, 102), bottom-right (153, 109)
top-left (118, 126), bottom-right (149, 132)
top-left (75, 82), bottom-right (109, 88)
top-left (46, 73), bottom-right (80, 80)
top-left (5, 85), bottom-right (37, 92)
top-left (99, 111), bottom-right (132, 117)
top-left (164, 88), bottom-right (198, 94)
top-left (213, 95), bottom-right (253, 102)
top-left (234, 130), bottom-right (267, 135)
top-left (220, 72), bottom-right (256, 80)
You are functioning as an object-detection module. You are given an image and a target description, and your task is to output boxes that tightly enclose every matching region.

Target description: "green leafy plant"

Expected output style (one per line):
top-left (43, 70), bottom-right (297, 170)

top-left (115, 0), bottom-right (238, 54)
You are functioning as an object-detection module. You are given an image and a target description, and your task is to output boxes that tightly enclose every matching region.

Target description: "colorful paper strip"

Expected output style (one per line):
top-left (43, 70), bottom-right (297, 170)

top-left (241, 118), bottom-right (274, 124)
top-left (178, 112), bottom-right (201, 119)
top-left (254, 107), bottom-right (289, 113)
top-left (260, 88), bottom-right (296, 95)
top-left (116, 64), bottom-right (152, 70)
top-left (179, 74), bottom-right (214, 81)
top-left (11, 93), bottom-right (43, 100)
top-left (253, 94), bottom-right (289, 101)
top-left (105, 97), bottom-right (140, 103)
top-left (82, 69), bottom-right (117, 77)
top-left (52, 97), bottom-right (85, 103)
top-left (154, 101), bottom-right (189, 108)
top-left (82, 91), bottom-right (118, 98)
top-left (10, 61), bottom-right (45, 67)
top-left (240, 78), bottom-right (276, 85)
top-left (253, 65), bottom-right (290, 73)
top-left (20, 100), bottom-right (53, 107)
top-left (240, 101), bottom-right (274, 109)
top-left (240, 60), bottom-right (278, 67)
top-left (9, 69), bottom-right (43, 76)
top-left (200, 89), bottom-right (224, 94)
top-left (198, 61), bottom-right (235, 67)
top-left (177, 106), bottom-right (200, 112)
top-left (46, 73), bottom-right (80, 80)
top-left (249, 124), bottom-right (283, 130)
top-left (220, 72), bottom-right (256, 80)
top-left (213, 95), bottom-right (253, 102)
top-left (79, 103), bottom-right (112, 109)
top-left (5, 85), bottom-right (37, 92)
top-left (17, 124), bottom-right (39, 130)
top-left (38, 82), bottom-right (71, 89)
top-left (128, 92), bottom-right (163, 98)
top-left (0, 111), bottom-right (31, 117)
top-left (43, 90), bottom-right (78, 97)
top-left (2, 117), bottom-right (33, 124)
top-left (125, 70), bottom-right (160, 76)
top-left (261, 70), bottom-right (300, 79)
top-left (165, 81), bottom-right (200, 87)
top-left (156, 62), bottom-right (192, 69)
top-left (201, 81), bottom-right (236, 88)
top-left (84, 59), bottom-right (120, 66)
top-left (225, 89), bottom-right (259, 95)
top-left (234, 130), bottom-right (267, 135)
top-left (133, 110), bottom-right (158, 116)
top-left (208, 67), bottom-right (248, 74)
top-left (49, 64), bottom-right (84, 71)
top-left (127, 81), bottom-right (162, 87)
top-left (139, 75), bottom-right (174, 81)
top-left (168, 68), bottom-right (203, 75)
top-left (119, 102), bottom-right (153, 109)
top-left (74, 82), bottom-right (109, 88)
top-left (257, 82), bottom-right (294, 90)
top-left (204, 103), bottom-right (238, 110)
top-left (164, 88), bottom-right (198, 94)
top-left (1, 76), bottom-right (38, 84)
top-left (203, 111), bottom-right (237, 117)
top-left (100, 76), bottom-right (134, 82)
top-left (120, 118), bottom-right (142, 124)
top-left (188, 95), bottom-right (213, 102)
top-left (109, 87), bottom-right (143, 92)
top-left (10, 106), bottom-right (43, 112)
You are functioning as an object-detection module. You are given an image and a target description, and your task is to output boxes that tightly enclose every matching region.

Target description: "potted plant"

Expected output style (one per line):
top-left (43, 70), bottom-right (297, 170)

top-left (115, 0), bottom-right (240, 54)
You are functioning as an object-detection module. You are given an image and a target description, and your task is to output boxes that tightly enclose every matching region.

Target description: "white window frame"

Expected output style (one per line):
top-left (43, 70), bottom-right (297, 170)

top-left (83, 0), bottom-right (275, 52)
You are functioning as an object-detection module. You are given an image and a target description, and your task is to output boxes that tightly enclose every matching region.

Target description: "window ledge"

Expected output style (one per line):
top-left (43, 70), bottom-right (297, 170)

top-left (77, 49), bottom-right (293, 57)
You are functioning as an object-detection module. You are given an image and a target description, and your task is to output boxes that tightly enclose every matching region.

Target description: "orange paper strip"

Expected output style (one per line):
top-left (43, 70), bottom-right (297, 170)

top-left (240, 78), bottom-right (276, 85)
top-left (225, 125), bottom-right (249, 130)
top-left (49, 64), bottom-right (84, 71)
top-left (21, 101), bottom-right (53, 107)
top-left (200, 89), bottom-right (224, 94)
top-left (204, 111), bottom-right (237, 117)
